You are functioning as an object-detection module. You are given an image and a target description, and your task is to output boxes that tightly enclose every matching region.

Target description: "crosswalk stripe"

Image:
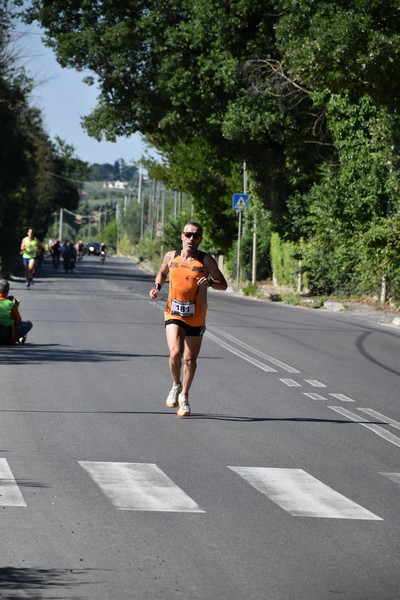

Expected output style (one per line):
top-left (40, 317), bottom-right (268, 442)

top-left (228, 467), bottom-right (382, 520)
top-left (0, 458), bottom-right (27, 507)
top-left (79, 461), bottom-right (205, 512)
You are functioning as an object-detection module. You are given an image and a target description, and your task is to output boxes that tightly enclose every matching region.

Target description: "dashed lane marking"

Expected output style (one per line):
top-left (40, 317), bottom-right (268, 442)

top-left (304, 380), bottom-right (326, 387)
top-left (380, 473), bottom-right (400, 485)
top-left (208, 327), bottom-right (300, 373)
top-left (329, 393), bottom-right (355, 403)
top-left (206, 331), bottom-right (277, 373)
top-left (357, 408), bottom-right (400, 431)
top-left (328, 406), bottom-right (400, 448)
top-left (279, 378), bottom-right (301, 387)
top-left (303, 393), bottom-right (327, 400)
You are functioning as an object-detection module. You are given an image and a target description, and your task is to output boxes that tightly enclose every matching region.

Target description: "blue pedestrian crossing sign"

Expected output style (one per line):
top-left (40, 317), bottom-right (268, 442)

top-left (232, 193), bottom-right (249, 212)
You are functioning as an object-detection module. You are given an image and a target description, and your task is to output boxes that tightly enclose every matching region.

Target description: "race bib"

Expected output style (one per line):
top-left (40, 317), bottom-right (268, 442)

top-left (171, 299), bottom-right (195, 317)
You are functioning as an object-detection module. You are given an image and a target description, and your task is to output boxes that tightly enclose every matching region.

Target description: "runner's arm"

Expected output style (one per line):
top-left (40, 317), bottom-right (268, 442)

top-left (202, 255), bottom-right (228, 290)
top-left (10, 303), bottom-right (21, 325)
top-left (149, 250), bottom-right (174, 298)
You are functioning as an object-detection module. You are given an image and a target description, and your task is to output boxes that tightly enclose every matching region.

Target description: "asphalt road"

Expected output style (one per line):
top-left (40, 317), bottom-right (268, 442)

top-left (1, 255), bottom-right (400, 600)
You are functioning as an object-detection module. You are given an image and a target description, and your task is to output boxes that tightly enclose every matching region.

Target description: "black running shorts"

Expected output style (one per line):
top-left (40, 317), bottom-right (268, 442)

top-left (165, 319), bottom-right (206, 336)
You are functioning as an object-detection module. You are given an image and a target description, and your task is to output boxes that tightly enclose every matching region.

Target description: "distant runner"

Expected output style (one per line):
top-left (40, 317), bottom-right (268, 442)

top-left (20, 228), bottom-right (38, 288)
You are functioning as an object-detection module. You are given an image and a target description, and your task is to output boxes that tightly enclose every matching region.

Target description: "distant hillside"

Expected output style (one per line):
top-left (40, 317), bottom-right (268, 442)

top-left (80, 181), bottom-right (136, 207)
top-left (87, 159), bottom-right (138, 182)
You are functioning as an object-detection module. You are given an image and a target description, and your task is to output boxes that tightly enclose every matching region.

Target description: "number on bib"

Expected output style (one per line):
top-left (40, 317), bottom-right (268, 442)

top-left (171, 299), bottom-right (195, 317)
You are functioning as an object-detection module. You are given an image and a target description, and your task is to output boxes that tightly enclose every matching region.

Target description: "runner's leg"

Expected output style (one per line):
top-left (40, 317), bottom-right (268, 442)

top-left (28, 258), bottom-right (35, 281)
top-left (182, 335), bottom-right (203, 396)
top-left (165, 323), bottom-right (185, 386)
top-left (23, 259), bottom-right (30, 285)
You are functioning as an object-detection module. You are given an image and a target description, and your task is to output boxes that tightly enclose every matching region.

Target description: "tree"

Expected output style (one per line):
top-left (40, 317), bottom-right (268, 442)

top-left (18, 1), bottom-right (288, 237)
top-left (0, 3), bottom-right (88, 272)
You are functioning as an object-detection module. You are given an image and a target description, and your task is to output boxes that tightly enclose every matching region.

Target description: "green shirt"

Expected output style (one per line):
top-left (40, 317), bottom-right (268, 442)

top-left (22, 237), bottom-right (37, 259)
top-left (0, 299), bottom-right (14, 327)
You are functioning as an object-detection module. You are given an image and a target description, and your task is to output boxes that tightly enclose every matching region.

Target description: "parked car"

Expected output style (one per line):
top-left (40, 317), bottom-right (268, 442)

top-left (84, 241), bottom-right (101, 256)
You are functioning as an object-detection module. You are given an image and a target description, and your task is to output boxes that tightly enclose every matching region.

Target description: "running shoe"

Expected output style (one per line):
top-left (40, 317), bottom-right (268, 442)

top-left (177, 393), bottom-right (191, 417)
top-left (26, 282), bottom-right (30, 288)
top-left (166, 383), bottom-right (182, 408)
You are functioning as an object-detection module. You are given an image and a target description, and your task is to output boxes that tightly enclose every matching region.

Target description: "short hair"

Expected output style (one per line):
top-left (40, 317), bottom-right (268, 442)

top-left (0, 279), bottom-right (10, 295)
top-left (184, 222), bottom-right (203, 236)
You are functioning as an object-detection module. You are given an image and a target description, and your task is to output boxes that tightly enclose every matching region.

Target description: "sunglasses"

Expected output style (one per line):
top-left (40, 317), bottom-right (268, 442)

top-left (182, 231), bottom-right (201, 240)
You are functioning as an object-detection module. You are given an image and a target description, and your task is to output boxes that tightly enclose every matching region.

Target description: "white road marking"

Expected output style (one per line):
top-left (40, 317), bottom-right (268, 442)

top-left (304, 380), bottom-right (326, 387)
top-left (329, 393), bottom-right (355, 403)
top-left (328, 407), bottom-right (400, 448)
top-left (208, 327), bottom-right (300, 373)
top-left (380, 473), bottom-right (400, 485)
top-left (206, 331), bottom-right (276, 373)
top-left (303, 393), bottom-right (327, 400)
top-left (280, 378), bottom-right (301, 387)
top-left (228, 467), bottom-right (382, 520)
top-left (0, 458), bottom-right (27, 507)
top-left (357, 408), bottom-right (400, 431)
top-left (79, 462), bottom-right (205, 512)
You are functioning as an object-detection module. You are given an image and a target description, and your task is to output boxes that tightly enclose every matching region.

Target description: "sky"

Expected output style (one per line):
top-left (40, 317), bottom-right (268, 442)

top-left (12, 20), bottom-right (151, 166)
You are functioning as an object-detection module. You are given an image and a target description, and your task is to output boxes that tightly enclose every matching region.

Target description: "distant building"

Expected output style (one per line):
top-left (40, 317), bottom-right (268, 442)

top-left (102, 180), bottom-right (128, 190)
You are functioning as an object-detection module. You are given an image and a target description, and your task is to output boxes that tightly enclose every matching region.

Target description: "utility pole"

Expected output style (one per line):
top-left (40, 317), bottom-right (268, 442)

top-left (245, 163), bottom-right (256, 285)
top-left (58, 208), bottom-right (63, 241)
top-left (137, 164), bottom-right (144, 239)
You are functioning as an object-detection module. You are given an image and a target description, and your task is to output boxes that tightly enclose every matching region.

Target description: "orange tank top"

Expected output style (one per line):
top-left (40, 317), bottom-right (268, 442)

top-left (164, 251), bottom-right (208, 327)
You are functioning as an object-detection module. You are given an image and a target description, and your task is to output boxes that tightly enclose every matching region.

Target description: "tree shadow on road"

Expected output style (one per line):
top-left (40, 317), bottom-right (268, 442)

top-left (0, 566), bottom-right (97, 599)
top-left (0, 344), bottom-right (168, 365)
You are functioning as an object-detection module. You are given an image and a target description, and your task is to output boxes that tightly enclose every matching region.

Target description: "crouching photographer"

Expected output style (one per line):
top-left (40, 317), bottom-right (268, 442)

top-left (0, 279), bottom-right (33, 344)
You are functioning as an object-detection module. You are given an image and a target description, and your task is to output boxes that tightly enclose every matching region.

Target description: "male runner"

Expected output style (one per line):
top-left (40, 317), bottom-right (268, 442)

top-left (20, 228), bottom-right (38, 288)
top-left (149, 222), bottom-right (228, 417)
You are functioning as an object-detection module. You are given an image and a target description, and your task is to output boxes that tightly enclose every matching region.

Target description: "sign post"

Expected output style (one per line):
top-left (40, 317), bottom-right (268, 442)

top-left (232, 192), bottom-right (249, 287)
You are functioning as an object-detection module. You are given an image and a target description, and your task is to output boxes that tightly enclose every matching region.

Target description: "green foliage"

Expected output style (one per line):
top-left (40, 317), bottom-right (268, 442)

top-left (302, 233), bottom-right (361, 296)
top-left (242, 283), bottom-right (265, 299)
top-left (274, 0), bottom-right (400, 107)
top-left (102, 220), bottom-right (117, 251)
top-left (117, 235), bottom-right (133, 256)
top-left (135, 236), bottom-right (162, 266)
top-left (354, 214), bottom-right (400, 301)
top-left (281, 292), bottom-right (302, 306)
top-left (0, 9), bottom-right (86, 273)
top-left (145, 139), bottom-right (237, 254)
top-left (161, 212), bottom-right (193, 252)
top-left (288, 93), bottom-right (397, 296)
top-left (270, 232), bottom-right (299, 289)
